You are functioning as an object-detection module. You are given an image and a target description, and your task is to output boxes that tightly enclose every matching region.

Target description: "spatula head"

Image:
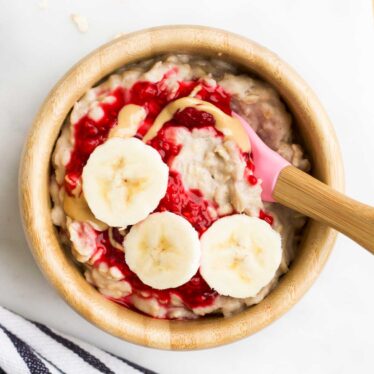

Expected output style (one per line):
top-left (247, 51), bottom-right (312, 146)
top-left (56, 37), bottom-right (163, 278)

top-left (234, 113), bottom-right (290, 202)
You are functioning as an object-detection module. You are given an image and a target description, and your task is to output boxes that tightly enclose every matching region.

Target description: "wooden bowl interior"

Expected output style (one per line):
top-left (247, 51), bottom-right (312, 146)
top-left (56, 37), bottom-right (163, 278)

top-left (19, 26), bottom-right (344, 350)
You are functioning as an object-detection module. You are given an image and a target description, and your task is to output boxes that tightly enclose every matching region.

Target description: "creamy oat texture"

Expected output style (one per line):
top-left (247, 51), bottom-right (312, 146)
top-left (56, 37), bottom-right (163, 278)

top-left (50, 55), bottom-right (309, 319)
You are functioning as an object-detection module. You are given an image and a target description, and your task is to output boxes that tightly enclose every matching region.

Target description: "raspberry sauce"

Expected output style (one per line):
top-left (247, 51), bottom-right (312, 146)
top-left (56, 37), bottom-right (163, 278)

top-left (95, 230), bottom-right (217, 310)
top-left (156, 171), bottom-right (215, 236)
top-left (64, 88), bottom-right (126, 193)
top-left (149, 107), bottom-right (220, 236)
top-left (259, 210), bottom-right (274, 225)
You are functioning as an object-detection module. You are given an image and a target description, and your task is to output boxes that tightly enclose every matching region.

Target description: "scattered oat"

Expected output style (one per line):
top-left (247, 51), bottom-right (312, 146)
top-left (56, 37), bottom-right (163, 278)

top-left (71, 14), bottom-right (89, 33)
top-left (37, 0), bottom-right (48, 9)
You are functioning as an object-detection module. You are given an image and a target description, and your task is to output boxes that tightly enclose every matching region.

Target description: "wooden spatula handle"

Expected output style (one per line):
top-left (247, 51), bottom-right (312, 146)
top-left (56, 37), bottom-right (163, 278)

top-left (273, 166), bottom-right (374, 254)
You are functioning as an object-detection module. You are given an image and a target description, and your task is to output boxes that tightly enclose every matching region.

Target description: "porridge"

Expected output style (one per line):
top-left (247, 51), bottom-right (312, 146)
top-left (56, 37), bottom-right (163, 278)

top-left (50, 55), bottom-right (310, 319)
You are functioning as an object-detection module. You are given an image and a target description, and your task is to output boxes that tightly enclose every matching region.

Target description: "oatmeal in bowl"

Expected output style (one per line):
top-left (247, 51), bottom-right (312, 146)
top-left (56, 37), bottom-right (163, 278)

top-left (50, 54), bottom-right (310, 320)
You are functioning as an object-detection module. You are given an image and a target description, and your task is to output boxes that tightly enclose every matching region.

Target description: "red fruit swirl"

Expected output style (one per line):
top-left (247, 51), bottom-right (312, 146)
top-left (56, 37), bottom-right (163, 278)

top-left (95, 230), bottom-right (217, 310)
top-left (64, 73), bottom-right (231, 193)
top-left (62, 69), bottom-right (273, 316)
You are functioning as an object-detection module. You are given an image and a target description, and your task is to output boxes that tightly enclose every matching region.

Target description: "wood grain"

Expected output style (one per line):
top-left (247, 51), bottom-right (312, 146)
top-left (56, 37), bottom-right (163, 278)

top-left (274, 166), bottom-right (374, 253)
top-left (19, 25), bottom-right (344, 350)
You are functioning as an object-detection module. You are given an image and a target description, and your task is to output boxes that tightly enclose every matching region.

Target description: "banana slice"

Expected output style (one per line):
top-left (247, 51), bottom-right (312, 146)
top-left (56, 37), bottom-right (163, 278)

top-left (82, 138), bottom-right (168, 227)
top-left (200, 214), bottom-right (282, 298)
top-left (124, 212), bottom-right (201, 289)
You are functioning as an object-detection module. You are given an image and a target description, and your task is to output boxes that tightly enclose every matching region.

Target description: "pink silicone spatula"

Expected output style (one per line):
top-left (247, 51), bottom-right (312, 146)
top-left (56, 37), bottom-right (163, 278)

top-left (235, 114), bottom-right (374, 254)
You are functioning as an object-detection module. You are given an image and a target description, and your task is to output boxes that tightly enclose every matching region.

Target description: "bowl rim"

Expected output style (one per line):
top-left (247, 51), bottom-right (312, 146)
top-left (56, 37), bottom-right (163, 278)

top-left (19, 25), bottom-right (344, 350)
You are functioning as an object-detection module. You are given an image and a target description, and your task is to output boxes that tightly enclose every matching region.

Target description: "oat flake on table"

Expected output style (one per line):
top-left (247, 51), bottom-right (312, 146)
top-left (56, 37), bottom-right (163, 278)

top-left (71, 14), bottom-right (89, 33)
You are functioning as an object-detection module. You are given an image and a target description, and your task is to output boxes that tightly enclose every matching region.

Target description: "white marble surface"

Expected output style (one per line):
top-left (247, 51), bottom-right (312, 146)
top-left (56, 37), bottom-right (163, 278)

top-left (1, 0), bottom-right (374, 373)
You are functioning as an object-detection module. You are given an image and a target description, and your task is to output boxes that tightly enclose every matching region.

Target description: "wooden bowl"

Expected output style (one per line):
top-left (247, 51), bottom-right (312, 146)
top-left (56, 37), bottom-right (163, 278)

top-left (19, 25), bottom-right (344, 350)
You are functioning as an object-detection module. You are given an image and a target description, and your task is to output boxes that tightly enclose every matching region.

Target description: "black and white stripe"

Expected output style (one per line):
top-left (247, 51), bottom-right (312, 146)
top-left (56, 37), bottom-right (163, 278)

top-left (0, 324), bottom-right (50, 373)
top-left (0, 307), bottom-right (156, 374)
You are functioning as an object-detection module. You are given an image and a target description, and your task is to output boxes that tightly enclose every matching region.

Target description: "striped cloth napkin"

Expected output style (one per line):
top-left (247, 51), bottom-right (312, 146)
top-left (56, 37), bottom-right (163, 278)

top-left (0, 307), bottom-right (156, 374)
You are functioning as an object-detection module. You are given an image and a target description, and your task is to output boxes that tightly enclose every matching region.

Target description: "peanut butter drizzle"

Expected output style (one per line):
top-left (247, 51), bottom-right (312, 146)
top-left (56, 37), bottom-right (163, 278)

top-left (109, 104), bottom-right (146, 139)
top-left (142, 97), bottom-right (251, 153)
top-left (63, 193), bottom-right (108, 231)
